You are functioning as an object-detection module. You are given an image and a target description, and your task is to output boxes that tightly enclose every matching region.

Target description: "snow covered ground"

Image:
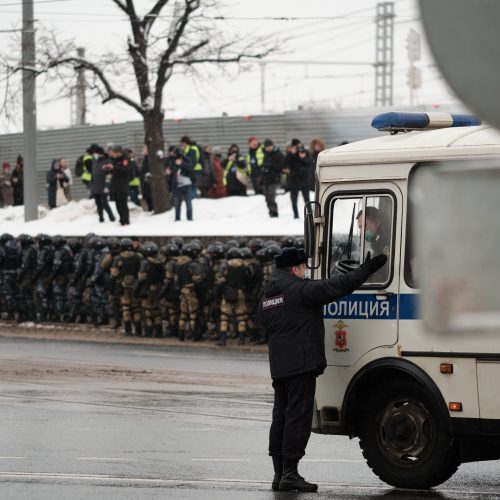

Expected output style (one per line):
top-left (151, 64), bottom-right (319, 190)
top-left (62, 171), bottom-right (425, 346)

top-left (0, 192), bottom-right (307, 237)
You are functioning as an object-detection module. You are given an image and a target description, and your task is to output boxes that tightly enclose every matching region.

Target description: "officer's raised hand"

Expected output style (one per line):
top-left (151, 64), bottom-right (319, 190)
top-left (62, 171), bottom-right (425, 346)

top-left (361, 251), bottom-right (387, 274)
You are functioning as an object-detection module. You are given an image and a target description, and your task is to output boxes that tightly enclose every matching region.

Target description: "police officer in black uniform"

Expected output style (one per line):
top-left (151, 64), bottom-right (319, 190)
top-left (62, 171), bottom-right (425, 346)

top-left (17, 234), bottom-right (38, 322)
top-left (34, 234), bottom-right (55, 322)
top-left (67, 238), bottom-right (87, 323)
top-left (90, 238), bottom-right (111, 326)
top-left (259, 246), bottom-right (387, 492)
top-left (1, 235), bottom-right (21, 320)
top-left (51, 235), bottom-right (72, 322)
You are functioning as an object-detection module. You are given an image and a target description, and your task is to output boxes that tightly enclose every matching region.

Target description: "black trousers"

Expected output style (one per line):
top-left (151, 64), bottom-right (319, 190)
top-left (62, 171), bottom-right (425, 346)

top-left (113, 190), bottom-right (129, 225)
top-left (269, 371), bottom-right (316, 461)
top-left (290, 188), bottom-right (310, 218)
top-left (94, 194), bottom-right (115, 222)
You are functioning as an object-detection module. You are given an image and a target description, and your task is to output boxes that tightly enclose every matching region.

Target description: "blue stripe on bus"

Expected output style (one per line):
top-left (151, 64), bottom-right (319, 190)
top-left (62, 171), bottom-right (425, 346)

top-left (322, 293), bottom-right (418, 320)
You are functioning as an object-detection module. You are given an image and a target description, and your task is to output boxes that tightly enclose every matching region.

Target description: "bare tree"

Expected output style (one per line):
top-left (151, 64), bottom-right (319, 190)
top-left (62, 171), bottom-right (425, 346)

top-left (2, 0), bottom-right (275, 213)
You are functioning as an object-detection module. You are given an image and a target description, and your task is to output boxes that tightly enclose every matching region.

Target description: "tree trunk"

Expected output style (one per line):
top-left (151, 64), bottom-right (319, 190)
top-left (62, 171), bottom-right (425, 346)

top-left (143, 110), bottom-right (171, 214)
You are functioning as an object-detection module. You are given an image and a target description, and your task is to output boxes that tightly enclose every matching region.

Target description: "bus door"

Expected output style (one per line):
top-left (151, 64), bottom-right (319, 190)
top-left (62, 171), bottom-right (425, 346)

top-left (322, 182), bottom-right (402, 367)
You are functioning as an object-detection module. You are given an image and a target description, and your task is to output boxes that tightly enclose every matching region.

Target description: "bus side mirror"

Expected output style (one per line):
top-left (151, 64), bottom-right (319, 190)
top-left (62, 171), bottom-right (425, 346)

top-left (304, 201), bottom-right (321, 270)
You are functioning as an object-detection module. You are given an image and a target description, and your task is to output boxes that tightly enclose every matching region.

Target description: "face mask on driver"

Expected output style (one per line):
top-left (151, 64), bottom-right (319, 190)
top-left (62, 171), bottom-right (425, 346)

top-left (365, 229), bottom-right (373, 242)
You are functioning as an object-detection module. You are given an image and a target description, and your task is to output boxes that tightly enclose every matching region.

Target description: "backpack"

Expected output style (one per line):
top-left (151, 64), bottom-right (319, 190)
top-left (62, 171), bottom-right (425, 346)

top-left (75, 155), bottom-right (84, 177)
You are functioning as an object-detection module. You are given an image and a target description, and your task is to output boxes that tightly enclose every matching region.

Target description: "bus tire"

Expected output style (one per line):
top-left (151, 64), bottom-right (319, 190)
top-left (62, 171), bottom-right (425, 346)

top-left (358, 379), bottom-right (460, 489)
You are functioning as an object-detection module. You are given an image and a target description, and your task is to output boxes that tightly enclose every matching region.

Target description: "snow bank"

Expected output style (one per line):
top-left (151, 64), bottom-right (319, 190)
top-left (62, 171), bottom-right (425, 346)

top-left (0, 193), bottom-right (307, 237)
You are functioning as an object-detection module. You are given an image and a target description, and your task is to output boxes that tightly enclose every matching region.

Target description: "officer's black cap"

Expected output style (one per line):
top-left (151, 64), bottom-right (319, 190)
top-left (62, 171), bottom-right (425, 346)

top-left (274, 247), bottom-right (307, 268)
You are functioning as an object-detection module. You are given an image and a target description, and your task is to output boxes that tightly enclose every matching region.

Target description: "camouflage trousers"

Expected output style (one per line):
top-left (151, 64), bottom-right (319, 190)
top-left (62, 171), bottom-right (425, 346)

top-left (164, 299), bottom-right (179, 333)
top-left (141, 285), bottom-right (162, 327)
top-left (120, 286), bottom-right (141, 323)
top-left (220, 290), bottom-right (247, 334)
top-left (179, 286), bottom-right (198, 333)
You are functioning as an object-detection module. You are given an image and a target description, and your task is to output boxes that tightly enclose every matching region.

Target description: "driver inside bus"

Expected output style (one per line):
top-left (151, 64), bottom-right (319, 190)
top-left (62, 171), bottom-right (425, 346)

top-left (357, 206), bottom-right (390, 281)
top-left (357, 206), bottom-right (390, 256)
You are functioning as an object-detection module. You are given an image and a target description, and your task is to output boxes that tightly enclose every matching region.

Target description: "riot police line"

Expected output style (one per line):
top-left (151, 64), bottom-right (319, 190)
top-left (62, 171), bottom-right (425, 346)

top-left (0, 232), bottom-right (303, 345)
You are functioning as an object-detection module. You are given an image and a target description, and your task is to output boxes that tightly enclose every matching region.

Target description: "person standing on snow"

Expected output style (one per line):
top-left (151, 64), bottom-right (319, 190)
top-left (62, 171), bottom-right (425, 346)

top-left (261, 139), bottom-right (284, 218)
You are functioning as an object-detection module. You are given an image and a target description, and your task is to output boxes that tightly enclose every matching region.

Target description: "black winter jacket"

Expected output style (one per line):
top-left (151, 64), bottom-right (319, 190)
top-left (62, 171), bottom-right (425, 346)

top-left (110, 155), bottom-right (132, 194)
top-left (284, 151), bottom-right (312, 190)
top-left (261, 148), bottom-right (284, 185)
top-left (90, 156), bottom-right (113, 196)
top-left (259, 266), bottom-right (370, 379)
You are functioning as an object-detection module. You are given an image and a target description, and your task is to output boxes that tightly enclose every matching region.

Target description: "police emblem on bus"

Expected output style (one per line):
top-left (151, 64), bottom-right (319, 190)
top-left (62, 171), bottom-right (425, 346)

top-left (333, 320), bottom-right (350, 352)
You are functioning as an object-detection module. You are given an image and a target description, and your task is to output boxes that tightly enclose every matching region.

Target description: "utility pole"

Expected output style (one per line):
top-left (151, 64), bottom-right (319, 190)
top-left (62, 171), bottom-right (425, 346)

top-left (22, 0), bottom-right (38, 221)
top-left (375, 2), bottom-right (395, 107)
top-left (259, 62), bottom-right (266, 112)
top-left (406, 28), bottom-right (422, 106)
top-left (75, 47), bottom-right (86, 125)
top-left (254, 60), bottom-right (373, 113)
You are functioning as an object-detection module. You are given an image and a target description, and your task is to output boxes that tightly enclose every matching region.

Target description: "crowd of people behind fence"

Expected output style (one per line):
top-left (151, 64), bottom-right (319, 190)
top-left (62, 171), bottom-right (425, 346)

top-left (0, 232), bottom-right (304, 345)
top-left (0, 136), bottom-right (328, 221)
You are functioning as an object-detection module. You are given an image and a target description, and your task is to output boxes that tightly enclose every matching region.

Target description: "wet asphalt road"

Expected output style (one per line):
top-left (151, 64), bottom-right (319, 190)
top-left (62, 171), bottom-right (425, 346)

top-left (0, 337), bottom-right (498, 499)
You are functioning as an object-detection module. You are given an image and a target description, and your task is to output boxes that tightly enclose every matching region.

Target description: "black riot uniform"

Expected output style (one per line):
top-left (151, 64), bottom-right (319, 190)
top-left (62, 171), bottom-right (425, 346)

top-left (105, 237), bottom-right (122, 329)
top-left (90, 238), bottom-right (110, 325)
top-left (82, 236), bottom-right (98, 323)
top-left (34, 234), bottom-right (55, 322)
top-left (241, 246), bottom-right (263, 342)
top-left (135, 241), bottom-right (165, 338)
top-left (258, 247), bottom-right (386, 493)
top-left (17, 234), bottom-right (38, 321)
top-left (51, 235), bottom-right (72, 322)
top-left (67, 238), bottom-right (87, 323)
top-left (1, 237), bottom-right (22, 319)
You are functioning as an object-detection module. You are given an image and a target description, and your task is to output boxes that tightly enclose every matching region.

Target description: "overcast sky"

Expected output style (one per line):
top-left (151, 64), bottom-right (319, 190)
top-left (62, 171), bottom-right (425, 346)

top-left (0, 0), bottom-right (455, 133)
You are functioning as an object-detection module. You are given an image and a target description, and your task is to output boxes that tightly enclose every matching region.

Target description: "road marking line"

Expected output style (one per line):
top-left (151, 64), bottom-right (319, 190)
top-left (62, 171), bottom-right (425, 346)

top-left (178, 428), bottom-right (221, 431)
top-left (71, 428), bottom-right (121, 432)
top-left (75, 458), bottom-right (138, 462)
top-left (302, 459), bottom-right (364, 463)
top-left (0, 472), bottom-right (497, 496)
top-left (0, 457), bottom-right (26, 459)
top-left (191, 459), bottom-right (251, 462)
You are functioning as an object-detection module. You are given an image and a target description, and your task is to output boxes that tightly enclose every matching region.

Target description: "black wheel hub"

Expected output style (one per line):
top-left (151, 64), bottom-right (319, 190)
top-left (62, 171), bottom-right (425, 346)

top-left (378, 398), bottom-right (434, 465)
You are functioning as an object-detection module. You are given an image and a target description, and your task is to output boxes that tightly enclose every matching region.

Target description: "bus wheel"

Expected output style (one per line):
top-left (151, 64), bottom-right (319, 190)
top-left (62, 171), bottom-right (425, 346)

top-left (358, 379), bottom-right (460, 489)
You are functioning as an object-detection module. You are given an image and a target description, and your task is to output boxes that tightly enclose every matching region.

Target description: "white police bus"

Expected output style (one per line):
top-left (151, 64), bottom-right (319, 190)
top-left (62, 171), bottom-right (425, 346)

top-left (305, 111), bottom-right (500, 489)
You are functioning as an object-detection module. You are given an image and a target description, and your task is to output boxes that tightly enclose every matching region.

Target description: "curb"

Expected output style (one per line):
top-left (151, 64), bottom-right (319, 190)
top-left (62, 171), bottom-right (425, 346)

top-left (0, 322), bottom-right (268, 353)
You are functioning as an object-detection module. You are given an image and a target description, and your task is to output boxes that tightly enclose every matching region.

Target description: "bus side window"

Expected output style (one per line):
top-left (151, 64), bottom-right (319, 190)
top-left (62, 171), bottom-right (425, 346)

top-left (329, 197), bottom-right (362, 276)
top-left (330, 194), bottom-right (394, 288)
top-left (360, 196), bottom-right (393, 285)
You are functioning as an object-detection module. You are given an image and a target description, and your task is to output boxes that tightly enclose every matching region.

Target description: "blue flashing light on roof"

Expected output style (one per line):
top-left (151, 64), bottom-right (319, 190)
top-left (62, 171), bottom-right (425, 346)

top-left (371, 111), bottom-right (481, 133)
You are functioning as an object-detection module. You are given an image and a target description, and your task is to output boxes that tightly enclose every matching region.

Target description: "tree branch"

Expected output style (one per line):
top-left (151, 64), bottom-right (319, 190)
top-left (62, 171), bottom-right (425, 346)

top-left (154, 0), bottom-right (200, 108)
top-left (110, 0), bottom-right (128, 14)
top-left (144, 0), bottom-right (170, 38)
top-left (47, 56), bottom-right (144, 115)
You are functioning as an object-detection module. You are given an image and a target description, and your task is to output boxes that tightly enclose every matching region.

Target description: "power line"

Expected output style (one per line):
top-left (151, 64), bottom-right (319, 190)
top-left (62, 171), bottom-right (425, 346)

top-left (0, 0), bottom-right (73, 5)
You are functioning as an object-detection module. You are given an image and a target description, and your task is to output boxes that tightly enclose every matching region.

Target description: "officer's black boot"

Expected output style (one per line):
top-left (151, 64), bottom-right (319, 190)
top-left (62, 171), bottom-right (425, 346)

top-left (134, 321), bottom-right (142, 337)
top-left (124, 321), bottom-right (132, 336)
top-left (238, 332), bottom-right (245, 345)
top-left (271, 456), bottom-right (283, 491)
top-left (154, 325), bottom-right (163, 338)
top-left (279, 458), bottom-right (318, 493)
top-left (144, 326), bottom-right (153, 338)
top-left (215, 331), bottom-right (226, 346)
